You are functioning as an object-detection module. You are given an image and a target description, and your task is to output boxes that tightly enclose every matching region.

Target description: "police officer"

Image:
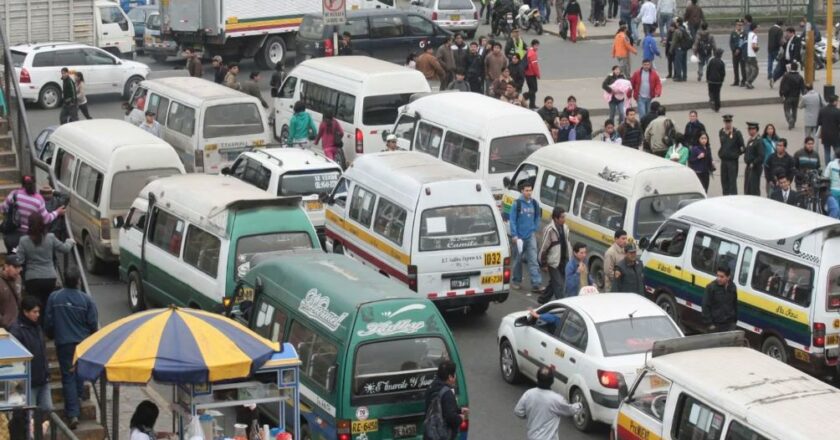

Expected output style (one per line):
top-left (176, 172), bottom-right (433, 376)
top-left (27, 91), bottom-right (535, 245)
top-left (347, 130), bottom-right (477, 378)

top-left (743, 121), bottom-right (764, 196)
top-left (718, 114), bottom-right (745, 195)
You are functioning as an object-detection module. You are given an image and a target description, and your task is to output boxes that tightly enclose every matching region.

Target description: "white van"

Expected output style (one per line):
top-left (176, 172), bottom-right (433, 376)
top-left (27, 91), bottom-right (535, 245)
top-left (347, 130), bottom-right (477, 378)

top-left (325, 151), bottom-right (510, 313)
top-left (502, 141), bottom-right (706, 289)
top-left (130, 77), bottom-right (272, 174)
top-left (38, 119), bottom-right (185, 274)
top-left (273, 56), bottom-right (431, 162)
top-left (385, 92), bottom-right (552, 201)
top-left (223, 148), bottom-right (342, 242)
top-left (613, 332), bottom-right (840, 440)
top-left (640, 195), bottom-right (840, 378)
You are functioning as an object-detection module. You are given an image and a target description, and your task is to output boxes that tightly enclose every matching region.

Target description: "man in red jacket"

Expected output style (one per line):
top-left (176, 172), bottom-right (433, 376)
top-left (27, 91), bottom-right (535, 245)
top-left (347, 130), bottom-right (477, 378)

top-left (629, 59), bottom-right (662, 119)
top-left (524, 40), bottom-right (541, 110)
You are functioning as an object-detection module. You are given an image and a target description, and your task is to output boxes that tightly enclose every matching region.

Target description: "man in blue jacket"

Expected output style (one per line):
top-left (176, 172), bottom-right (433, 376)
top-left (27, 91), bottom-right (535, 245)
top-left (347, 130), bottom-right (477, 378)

top-left (509, 181), bottom-right (543, 292)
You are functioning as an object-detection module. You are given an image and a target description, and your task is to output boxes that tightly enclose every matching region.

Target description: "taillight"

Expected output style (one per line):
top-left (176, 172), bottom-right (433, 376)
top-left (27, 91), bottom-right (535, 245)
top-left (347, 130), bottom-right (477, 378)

top-left (459, 417), bottom-right (469, 432)
top-left (337, 419), bottom-right (350, 440)
top-left (355, 128), bottom-right (364, 154)
top-left (19, 68), bottom-right (30, 84)
top-left (828, 295), bottom-right (840, 309)
top-left (324, 38), bottom-right (334, 56)
top-left (503, 257), bottom-right (511, 284)
top-left (814, 322), bottom-right (826, 347)
top-left (432, 11), bottom-right (438, 20)
top-left (100, 218), bottom-right (111, 240)
top-left (598, 370), bottom-right (621, 389)
top-left (408, 264), bottom-right (418, 291)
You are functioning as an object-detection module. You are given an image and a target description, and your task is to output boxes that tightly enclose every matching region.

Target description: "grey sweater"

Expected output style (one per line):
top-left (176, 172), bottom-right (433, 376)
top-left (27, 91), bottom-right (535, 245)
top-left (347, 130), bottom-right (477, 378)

top-left (17, 234), bottom-right (74, 281)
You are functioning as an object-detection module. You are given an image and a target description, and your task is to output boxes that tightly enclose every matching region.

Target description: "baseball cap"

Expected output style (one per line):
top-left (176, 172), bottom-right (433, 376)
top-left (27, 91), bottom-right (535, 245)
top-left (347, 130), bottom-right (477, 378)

top-left (386, 134), bottom-right (397, 142)
top-left (212, 55), bottom-right (223, 62)
top-left (624, 242), bottom-right (638, 253)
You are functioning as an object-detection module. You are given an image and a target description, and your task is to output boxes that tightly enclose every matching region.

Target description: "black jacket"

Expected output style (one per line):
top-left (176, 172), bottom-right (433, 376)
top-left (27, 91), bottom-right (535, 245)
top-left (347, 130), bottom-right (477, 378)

top-left (601, 73), bottom-right (623, 93)
top-left (683, 121), bottom-right (707, 146)
top-left (744, 136), bottom-right (764, 169)
top-left (509, 60), bottom-right (526, 90)
top-left (706, 57), bottom-right (726, 84)
top-left (779, 72), bottom-right (805, 99)
top-left (765, 152), bottom-right (796, 182)
top-left (783, 35), bottom-right (802, 64)
top-left (613, 259), bottom-right (645, 295)
top-left (769, 187), bottom-right (802, 206)
top-left (718, 128), bottom-right (745, 161)
top-left (768, 24), bottom-right (784, 52)
top-left (9, 315), bottom-right (48, 387)
top-left (702, 280), bottom-right (737, 326)
top-left (818, 105), bottom-right (840, 144)
top-left (61, 76), bottom-right (76, 106)
top-left (424, 379), bottom-right (461, 439)
top-left (452, 44), bottom-right (469, 72)
top-left (214, 65), bottom-right (228, 84)
top-left (537, 106), bottom-right (559, 125)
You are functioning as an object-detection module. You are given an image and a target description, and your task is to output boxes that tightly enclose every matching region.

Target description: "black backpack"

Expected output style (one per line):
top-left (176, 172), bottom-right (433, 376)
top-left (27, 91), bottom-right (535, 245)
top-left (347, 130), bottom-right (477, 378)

top-left (679, 28), bottom-right (693, 51)
top-left (423, 386), bottom-right (452, 440)
top-left (699, 35), bottom-right (714, 57)
top-left (1, 193), bottom-right (19, 234)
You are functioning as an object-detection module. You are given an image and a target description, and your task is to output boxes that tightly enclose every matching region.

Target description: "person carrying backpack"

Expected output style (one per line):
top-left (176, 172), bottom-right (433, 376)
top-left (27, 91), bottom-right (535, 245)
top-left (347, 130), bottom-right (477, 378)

top-left (424, 361), bottom-right (468, 440)
top-left (669, 18), bottom-right (692, 81)
top-left (693, 22), bottom-right (716, 82)
top-left (509, 181), bottom-right (543, 292)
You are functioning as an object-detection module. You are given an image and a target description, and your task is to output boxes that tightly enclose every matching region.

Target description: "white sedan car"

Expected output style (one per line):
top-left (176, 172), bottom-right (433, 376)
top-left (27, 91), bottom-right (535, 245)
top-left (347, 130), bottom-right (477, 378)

top-left (497, 293), bottom-right (684, 431)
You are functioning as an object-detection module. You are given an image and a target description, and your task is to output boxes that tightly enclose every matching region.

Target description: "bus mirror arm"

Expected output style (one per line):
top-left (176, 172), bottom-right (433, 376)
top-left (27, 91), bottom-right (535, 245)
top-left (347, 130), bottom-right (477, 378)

top-left (503, 176), bottom-right (512, 189)
top-left (638, 236), bottom-right (650, 250)
top-left (617, 375), bottom-right (629, 402)
top-left (113, 216), bottom-right (125, 229)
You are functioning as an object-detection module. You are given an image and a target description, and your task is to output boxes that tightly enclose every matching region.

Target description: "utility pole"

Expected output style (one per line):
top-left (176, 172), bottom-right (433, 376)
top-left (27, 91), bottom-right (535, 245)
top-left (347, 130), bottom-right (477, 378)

top-left (826, 0), bottom-right (835, 100)
top-left (805, 0), bottom-right (815, 86)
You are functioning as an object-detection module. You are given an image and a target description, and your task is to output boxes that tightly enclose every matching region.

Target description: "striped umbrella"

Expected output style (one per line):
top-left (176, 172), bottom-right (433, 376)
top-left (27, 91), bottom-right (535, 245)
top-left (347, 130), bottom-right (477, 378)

top-left (74, 307), bottom-right (280, 384)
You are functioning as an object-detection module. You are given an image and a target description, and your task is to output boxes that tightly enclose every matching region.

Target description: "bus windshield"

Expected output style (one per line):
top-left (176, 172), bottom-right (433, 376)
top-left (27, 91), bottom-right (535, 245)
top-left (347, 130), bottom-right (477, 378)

top-left (203, 103), bottom-right (265, 138)
top-left (353, 337), bottom-right (450, 404)
top-left (235, 232), bottom-right (314, 279)
top-left (419, 205), bottom-right (499, 251)
top-left (634, 193), bottom-right (703, 239)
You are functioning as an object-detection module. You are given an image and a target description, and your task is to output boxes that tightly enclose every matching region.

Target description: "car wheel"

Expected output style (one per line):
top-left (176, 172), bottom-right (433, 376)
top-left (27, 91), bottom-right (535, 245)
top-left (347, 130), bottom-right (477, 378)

top-left (470, 301), bottom-right (490, 314)
top-left (257, 35), bottom-right (286, 70)
top-left (152, 54), bottom-right (168, 63)
top-left (83, 233), bottom-right (105, 274)
top-left (589, 257), bottom-right (605, 291)
top-left (655, 293), bottom-right (679, 324)
top-left (499, 339), bottom-right (523, 384)
top-left (123, 75), bottom-right (144, 99)
top-left (761, 336), bottom-right (788, 363)
top-left (571, 388), bottom-right (593, 432)
top-left (276, 125), bottom-right (289, 144)
top-left (128, 271), bottom-right (147, 313)
top-left (38, 84), bottom-right (62, 109)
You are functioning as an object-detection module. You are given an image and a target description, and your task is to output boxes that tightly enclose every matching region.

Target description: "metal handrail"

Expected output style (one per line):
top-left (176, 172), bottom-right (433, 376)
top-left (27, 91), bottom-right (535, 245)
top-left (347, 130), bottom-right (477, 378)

top-left (47, 411), bottom-right (81, 440)
top-left (0, 11), bottom-right (90, 295)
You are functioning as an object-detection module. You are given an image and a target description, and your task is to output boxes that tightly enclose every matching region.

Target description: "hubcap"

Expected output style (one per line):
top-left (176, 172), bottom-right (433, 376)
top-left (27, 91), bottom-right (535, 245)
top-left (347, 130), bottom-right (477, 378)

top-left (128, 79), bottom-right (140, 96)
top-left (84, 239), bottom-right (94, 268)
top-left (766, 345), bottom-right (783, 360)
top-left (129, 280), bottom-right (138, 306)
top-left (43, 89), bottom-right (59, 107)
top-left (501, 346), bottom-right (514, 378)
top-left (658, 299), bottom-right (673, 315)
top-left (269, 42), bottom-right (284, 64)
top-left (572, 392), bottom-right (586, 426)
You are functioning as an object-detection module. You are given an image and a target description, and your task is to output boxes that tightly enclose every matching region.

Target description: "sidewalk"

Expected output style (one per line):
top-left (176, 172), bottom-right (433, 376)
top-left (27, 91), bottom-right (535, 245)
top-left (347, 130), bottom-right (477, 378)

top-left (102, 384), bottom-right (174, 438)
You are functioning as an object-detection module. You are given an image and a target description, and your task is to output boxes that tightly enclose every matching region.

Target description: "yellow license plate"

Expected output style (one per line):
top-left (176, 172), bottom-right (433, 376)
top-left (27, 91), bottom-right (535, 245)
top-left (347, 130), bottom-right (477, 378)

top-left (827, 334), bottom-right (840, 346)
top-left (451, 14), bottom-right (460, 20)
top-left (481, 274), bottom-right (503, 285)
top-left (484, 251), bottom-right (501, 266)
top-left (351, 420), bottom-right (379, 434)
top-left (305, 201), bottom-right (323, 211)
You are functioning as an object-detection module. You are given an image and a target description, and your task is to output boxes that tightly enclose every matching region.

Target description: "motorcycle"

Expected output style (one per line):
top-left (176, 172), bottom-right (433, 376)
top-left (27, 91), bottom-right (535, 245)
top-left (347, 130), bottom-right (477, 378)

top-left (495, 12), bottom-right (515, 37)
top-left (515, 4), bottom-right (544, 35)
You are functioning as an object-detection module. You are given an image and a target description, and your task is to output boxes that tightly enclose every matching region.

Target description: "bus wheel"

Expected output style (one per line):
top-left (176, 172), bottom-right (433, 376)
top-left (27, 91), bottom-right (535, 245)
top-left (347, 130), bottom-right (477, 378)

top-left (128, 271), bottom-right (147, 313)
top-left (655, 293), bottom-right (679, 324)
top-left (589, 258), bottom-right (605, 290)
top-left (761, 336), bottom-right (788, 363)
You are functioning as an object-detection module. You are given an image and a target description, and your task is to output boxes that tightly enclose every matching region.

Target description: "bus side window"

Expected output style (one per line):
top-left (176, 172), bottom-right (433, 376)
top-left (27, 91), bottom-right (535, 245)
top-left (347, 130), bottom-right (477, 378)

top-left (672, 393), bottom-right (725, 440)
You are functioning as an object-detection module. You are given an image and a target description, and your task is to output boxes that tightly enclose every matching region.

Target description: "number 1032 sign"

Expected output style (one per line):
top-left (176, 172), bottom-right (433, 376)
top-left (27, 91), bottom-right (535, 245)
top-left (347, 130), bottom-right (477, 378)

top-left (323, 0), bottom-right (347, 25)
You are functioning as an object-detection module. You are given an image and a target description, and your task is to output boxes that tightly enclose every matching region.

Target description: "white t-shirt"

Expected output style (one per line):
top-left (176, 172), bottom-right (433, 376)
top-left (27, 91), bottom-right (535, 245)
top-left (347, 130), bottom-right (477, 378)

top-left (130, 429), bottom-right (152, 440)
top-left (747, 32), bottom-right (758, 58)
top-left (639, 2), bottom-right (657, 24)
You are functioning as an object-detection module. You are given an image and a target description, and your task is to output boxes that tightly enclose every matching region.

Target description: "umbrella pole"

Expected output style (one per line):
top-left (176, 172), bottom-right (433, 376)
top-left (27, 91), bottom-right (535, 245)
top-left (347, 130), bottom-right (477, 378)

top-left (111, 384), bottom-right (120, 440)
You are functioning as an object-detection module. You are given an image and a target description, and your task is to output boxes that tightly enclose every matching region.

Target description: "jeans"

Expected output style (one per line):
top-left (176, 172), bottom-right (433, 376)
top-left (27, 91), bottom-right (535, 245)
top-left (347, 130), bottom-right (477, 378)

top-left (697, 55), bottom-right (709, 80)
top-left (57, 343), bottom-right (85, 418)
top-left (658, 13), bottom-right (673, 38)
top-left (674, 48), bottom-right (687, 80)
top-left (767, 48), bottom-right (779, 79)
top-left (480, 1), bottom-right (492, 22)
top-left (512, 235), bottom-right (542, 287)
top-left (32, 384), bottom-right (53, 413)
top-left (638, 97), bottom-right (652, 119)
top-left (617, 56), bottom-right (631, 78)
top-left (708, 83), bottom-right (722, 111)
top-left (745, 57), bottom-right (759, 85)
top-left (620, 12), bottom-right (634, 41)
top-left (609, 100), bottom-right (625, 123)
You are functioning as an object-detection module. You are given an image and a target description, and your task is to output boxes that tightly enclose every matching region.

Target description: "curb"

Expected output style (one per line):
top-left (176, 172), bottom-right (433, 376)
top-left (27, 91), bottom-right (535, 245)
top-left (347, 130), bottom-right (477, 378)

top-left (586, 96), bottom-right (782, 117)
top-left (543, 27), bottom-right (614, 41)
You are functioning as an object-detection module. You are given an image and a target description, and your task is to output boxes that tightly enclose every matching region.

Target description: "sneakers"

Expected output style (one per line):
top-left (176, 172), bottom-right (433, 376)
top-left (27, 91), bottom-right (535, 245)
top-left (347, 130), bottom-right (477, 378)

top-left (769, 78), bottom-right (775, 89)
top-left (69, 417), bottom-right (79, 430)
top-left (512, 283), bottom-right (521, 290)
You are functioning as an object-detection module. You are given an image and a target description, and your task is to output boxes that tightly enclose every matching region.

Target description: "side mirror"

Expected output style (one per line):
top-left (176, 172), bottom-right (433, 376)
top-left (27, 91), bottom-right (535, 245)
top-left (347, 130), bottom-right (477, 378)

top-left (221, 166), bottom-right (231, 176)
top-left (514, 315), bottom-right (531, 327)
top-left (380, 130), bottom-right (390, 142)
top-left (617, 375), bottom-right (629, 402)
top-left (503, 176), bottom-right (512, 189)
top-left (326, 365), bottom-right (338, 392)
top-left (326, 195), bottom-right (335, 205)
top-left (112, 216), bottom-right (125, 229)
top-left (638, 236), bottom-right (650, 250)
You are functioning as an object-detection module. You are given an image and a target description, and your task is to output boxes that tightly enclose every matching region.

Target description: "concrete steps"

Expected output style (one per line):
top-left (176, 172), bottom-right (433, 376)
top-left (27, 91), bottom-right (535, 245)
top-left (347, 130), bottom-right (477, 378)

top-left (46, 342), bottom-right (106, 440)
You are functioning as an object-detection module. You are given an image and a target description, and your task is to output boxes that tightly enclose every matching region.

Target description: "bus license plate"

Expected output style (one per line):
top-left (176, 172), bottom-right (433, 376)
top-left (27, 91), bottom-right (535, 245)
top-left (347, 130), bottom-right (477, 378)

top-left (394, 423), bottom-right (417, 438)
top-left (450, 14), bottom-right (460, 20)
top-left (351, 419), bottom-right (378, 434)
top-left (305, 201), bottom-right (323, 211)
top-left (481, 274), bottom-right (503, 285)
top-left (451, 277), bottom-right (470, 289)
top-left (827, 334), bottom-right (840, 346)
top-left (484, 251), bottom-right (501, 266)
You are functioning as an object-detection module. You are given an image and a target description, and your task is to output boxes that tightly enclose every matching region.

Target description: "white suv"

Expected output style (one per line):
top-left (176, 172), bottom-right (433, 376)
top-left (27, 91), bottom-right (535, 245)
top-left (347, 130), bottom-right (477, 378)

top-left (11, 42), bottom-right (151, 109)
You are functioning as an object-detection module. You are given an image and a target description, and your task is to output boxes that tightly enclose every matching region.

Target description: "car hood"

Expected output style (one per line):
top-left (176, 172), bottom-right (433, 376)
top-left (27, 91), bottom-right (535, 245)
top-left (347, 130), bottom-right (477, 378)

top-left (121, 59), bottom-right (150, 72)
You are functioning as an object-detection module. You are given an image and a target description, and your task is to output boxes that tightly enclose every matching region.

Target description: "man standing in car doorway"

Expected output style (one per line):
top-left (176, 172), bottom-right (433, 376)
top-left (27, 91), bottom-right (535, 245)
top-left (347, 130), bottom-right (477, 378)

top-left (702, 265), bottom-right (738, 332)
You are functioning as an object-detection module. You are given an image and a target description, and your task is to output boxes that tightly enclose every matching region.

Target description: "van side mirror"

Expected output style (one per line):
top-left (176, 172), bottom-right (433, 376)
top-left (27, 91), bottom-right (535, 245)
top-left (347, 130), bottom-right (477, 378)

top-left (326, 195), bottom-right (335, 205)
top-left (638, 236), bottom-right (650, 250)
top-left (617, 375), bottom-right (629, 402)
top-left (326, 365), bottom-right (338, 392)
top-left (112, 216), bottom-right (125, 229)
top-left (221, 166), bottom-right (231, 176)
top-left (503, 176), bottom-right (512, 189)
top-left (380, 130), bottom-right (390, 142)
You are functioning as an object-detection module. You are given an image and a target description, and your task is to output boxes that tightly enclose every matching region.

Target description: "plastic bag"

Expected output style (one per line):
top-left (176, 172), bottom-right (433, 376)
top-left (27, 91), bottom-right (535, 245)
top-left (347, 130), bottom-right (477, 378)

top-left (690, 54), bottom-right (699, 63)
top-left (185, 415), bottom-right (205, 440)
top-left (577, 20), bottom-right (587, 39)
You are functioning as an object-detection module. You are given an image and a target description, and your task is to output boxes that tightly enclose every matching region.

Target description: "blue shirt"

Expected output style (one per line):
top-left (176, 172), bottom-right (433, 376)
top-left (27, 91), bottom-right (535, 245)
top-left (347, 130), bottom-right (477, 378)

top-left (509, 196), bottom-right (541, 240)
top-left (642, 35), bottom-right (660, 62)
top-left (564, 258), bottom-right (586, 296)
top-left (45, 288), bottom-right (98, 346)
top-left (825, 196), bottom-right (840, 219)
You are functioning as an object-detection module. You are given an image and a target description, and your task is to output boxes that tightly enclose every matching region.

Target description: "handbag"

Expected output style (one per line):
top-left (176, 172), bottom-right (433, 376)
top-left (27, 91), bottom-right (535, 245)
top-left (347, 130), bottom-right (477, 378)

top-left (0, 193), bottom-right (18, 234)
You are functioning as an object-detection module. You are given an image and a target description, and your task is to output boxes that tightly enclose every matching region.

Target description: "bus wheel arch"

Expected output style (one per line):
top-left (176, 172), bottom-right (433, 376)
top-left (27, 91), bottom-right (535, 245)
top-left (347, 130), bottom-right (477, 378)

top-left (760, 334), bottom-right (789, 363)
top-left (654, 290), bottom-right (680, 324)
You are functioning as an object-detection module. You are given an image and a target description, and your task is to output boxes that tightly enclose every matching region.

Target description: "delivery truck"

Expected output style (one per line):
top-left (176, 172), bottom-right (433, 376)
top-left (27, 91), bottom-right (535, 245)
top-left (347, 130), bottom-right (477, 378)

top-left (0, 0), bottom-right (135, 58)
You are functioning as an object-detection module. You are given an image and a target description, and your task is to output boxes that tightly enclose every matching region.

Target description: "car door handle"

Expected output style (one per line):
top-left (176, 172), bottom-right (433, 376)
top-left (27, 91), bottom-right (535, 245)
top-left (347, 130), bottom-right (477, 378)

top-left (675, 265), bottom-right (682, 270)
top-left (540, 342), bottom-right (547, 347)
top-left (103, 32), bottom-right (109, 35)
top-left (569, 357), bottom-right (576, 364)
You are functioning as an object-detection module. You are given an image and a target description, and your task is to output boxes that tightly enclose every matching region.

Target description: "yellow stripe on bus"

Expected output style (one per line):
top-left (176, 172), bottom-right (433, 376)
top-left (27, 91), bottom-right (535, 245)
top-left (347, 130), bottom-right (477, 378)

top-left (538, 208), bottom-right (614, 247)
top-left (325, 210), bottom-right (410, 265)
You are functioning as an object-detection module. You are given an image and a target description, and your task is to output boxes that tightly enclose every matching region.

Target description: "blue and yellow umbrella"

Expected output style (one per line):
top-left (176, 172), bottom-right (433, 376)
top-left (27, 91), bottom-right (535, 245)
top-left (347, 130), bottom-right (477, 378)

top-left (74, 307), bottom-right (280, 384)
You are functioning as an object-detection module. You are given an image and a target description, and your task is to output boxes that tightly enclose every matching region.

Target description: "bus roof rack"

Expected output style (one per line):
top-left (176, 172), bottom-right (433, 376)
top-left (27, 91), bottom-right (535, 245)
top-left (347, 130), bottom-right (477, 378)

top-left (651, 331), bottom-right (747, 358)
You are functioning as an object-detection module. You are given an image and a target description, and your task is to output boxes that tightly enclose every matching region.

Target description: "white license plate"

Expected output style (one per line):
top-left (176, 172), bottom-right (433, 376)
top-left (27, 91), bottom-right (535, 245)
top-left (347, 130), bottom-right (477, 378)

top-left (451, 277), bottom-right (470, 289)
top-left (394, 424), bottom-right (417, 438)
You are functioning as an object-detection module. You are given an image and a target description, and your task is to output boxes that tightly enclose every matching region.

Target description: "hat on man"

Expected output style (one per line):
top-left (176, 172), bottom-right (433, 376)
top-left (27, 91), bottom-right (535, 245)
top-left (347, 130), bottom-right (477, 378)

top-left (722, 114), bottom-right (734, 122)
top-left (386, 134), bottom-right (397, 142)
top-left (4, 254), bottom-right (22, 267)
top-left (212, 55), bottom-right (223, 62)
top-left (746, 121), bottom-right (759, 129)
top-left (624, 242), bottom-right (638, 253)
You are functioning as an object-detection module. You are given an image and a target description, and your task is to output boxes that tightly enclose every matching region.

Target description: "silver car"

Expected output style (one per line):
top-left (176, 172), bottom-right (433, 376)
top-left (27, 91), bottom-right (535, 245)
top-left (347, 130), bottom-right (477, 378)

top-left (409, 0), bottom-right (479, 38)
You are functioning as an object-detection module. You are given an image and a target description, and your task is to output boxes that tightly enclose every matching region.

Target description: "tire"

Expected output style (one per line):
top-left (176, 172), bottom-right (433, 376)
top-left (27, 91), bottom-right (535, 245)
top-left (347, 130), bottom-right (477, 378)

top-left (571, 388), bottom-right (593, 432)
top-left (256, 36), bottom-right (286, 70)
top-left (123, 75), bottom-right (144, 99)
top-left (470, 301), bottom-right (490, 314)
top-left (589, 258), bottom-right (605, 291)
top-left (128, 271), bottom-right (147, 313)
top-left (535, 21), bottom-right (544, 35)
top-left (655, 293), bottom-right (679, 324)
top-left (333, 242), bottom-right (344, 255)
top-left (761, 336), bottom-right (788, 363)
top-left (82, 233), bottom-right (105, 275)
top-left (152, 54), bottom-right (168, 63)
top-left (499, 339), bottom-right (523, 384)
top-left (38, 84), bottom-right (62, 109)
top-left (276, 124), bottom-right (289, 144)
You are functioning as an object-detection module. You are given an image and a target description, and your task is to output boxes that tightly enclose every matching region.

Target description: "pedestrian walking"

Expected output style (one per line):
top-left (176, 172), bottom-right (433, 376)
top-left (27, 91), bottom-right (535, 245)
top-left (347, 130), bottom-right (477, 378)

top-left (484, 42), bottom-right (509, 93)
top-left (779, 62), bottom-right (805, 129)
top-left (772, 27), bottom-right (802, 84)
top-left (665, 21), bottom-right (677, 78)
top-left (602, 66), bottom-right (631, 123)
top-left (613, 243), bottom-right (644, 294)
top-left (642, 29), bottom-right (660, 68)
top-left (669, 18), bottom-right (691, 81)
top-left (564, 242), bottom-right (590, 296)
top-left (693, 22), bottom-right (716, 82)
top-left (767, 20), bottom-right (784, 85)
top-left (630, 59), bottom-right (661, 119)
top-left (689, 131), bottom-right (714, 191)
top-left (744, 22), bottom-right (759, 88)
top-left (657, 0), bottom-right (675, 41)
top-left (800, 84), bottom-right (824, 149)
top-left (480, 0), bottom-right (492, 24)
top-left (557, 0), bottom-right (568, 22)
top-left (224, 63), bottom-right (240, 90)
top-left (638, 0), bottom-right (657, 36)
top-left (743, 122), bottom-right (764, 196)
top-left (211, 56), bottom-right (227, 84)
top-left (683, 110), bottom-right (707, 146)
top-left (618, 0), bottom-right (635, 43)
top-left (423, 361), bottom-right (468, 440)
top-left (184, 48), bottom-right (202, 78)
top-left (563, 0), bottom-right (583, 42)
top-left (612, 24), bottom-right (637, 78)
top-left (817, 95), bottom-right (840, 162)
top-left (466, 42), bottom-right (485, 93)
top-left (59, 67), bottom-right (78, 124)
top-left (44, 267), bottom-right (98, 430)
top-left (645, 106), bottom-right (676, 157)
top-left (138, 110), bottom-right (162, 138)
top-left (603, 230), bottom-right (627, 292)
top-left (718, 114), bottom-right (745, 195)
top-left (761, 123), bottom-right (781, 195)
top-left (74, 72), bottom-right (92, 120)
top-left (16, 213), bottom-right (74, 311)
top-left (524, 40), bottom-right (541, 109)
top-left (538, 207), bottom-right (572, 302)
top-left (314, 110), bottom-right (345, 164)
top-left (288, 101), bottom-right (317, 148)
top-left (510, 181), bottom-right (543, 292)
top-left (706, 48), bottom-right (726, 112)
top-left (1, 175), bottom-right (65, 253)
top-left (9, 296), bottom-right (50, 417)
top-left (514, 367), bottom-right (582, 440)
top-left (702, 265), bottom-right (738, 332)
top-left (793, 136), bottom-right (821, 187)
top-left (618, 107), bottom-right (643, 149)
top-left (338, 31), bottom-right (353, 55)
top-left (240, 71), bottom-right (268, 108)
top-left (417, 44), bottom-right (447, 89)
top-left (269, 62), bottom-right (285, 98)
top-left (0, 255), bottom-right (22, 330)
top-left (729, 19), bottom-right (747, 87)
top-left (436, 36), bottom-right (456, 90)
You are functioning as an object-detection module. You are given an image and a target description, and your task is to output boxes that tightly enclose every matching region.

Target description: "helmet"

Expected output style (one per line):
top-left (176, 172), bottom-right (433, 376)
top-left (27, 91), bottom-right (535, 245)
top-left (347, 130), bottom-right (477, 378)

top-left (519, 4), bottom-right (530, 13)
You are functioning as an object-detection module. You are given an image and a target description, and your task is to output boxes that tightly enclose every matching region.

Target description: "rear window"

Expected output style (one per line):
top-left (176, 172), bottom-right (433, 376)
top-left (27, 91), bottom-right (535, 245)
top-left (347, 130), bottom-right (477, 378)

top-left (362, 94), bottom-right (413, 126)
top-left (419, 205), bottom-right (499, 251)
top-left (439, 0), bottom-right (473, 9)
top-left (299, 16), bottom-right (326, 39)
top-left (110, 168), bottom-right (182, 210)
top-left (278, 170), bottom-right (341, 197)
top-left (488, 134), bottom-right (549, 174)
top-left (203, 103), bottom-right (264, 138)
top-left (11, 50), bottom-right (26, 68)
top-left (596, 316), bottom-right (681, 356)
top-left (353, 337), bottom-right (450, 403)
top-left (235, 232), bottom-right (315, 278)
